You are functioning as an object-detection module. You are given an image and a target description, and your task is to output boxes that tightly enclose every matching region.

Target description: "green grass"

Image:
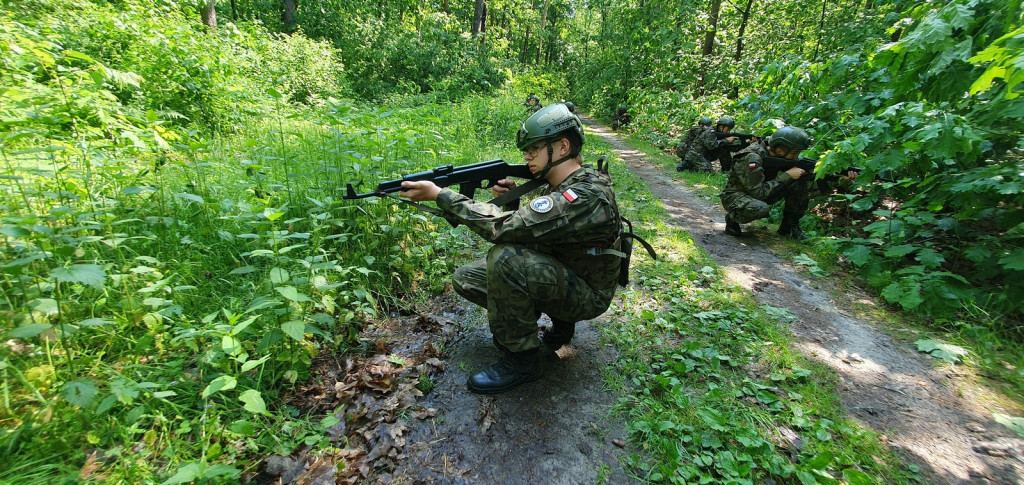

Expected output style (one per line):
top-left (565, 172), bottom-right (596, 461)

top-left (0, 90), bottom-right (537, 482)
top-left (586, 135), bottom-right (919, 483)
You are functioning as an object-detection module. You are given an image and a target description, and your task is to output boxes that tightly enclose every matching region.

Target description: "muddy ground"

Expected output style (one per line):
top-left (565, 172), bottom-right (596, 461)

top-left (263, 117), bottom-right (1024, 484)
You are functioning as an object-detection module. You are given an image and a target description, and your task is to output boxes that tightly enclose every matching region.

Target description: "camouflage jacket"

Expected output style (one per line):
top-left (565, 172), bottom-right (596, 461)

top-left (683, 126), bottom-right (729, 164)
top-left (437, 166), bottom-right (622, 291)
top-left (719, 141), bottom-right (797, 204)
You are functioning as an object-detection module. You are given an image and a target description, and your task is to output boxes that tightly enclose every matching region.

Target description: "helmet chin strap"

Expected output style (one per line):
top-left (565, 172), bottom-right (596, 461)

top-left (534, 140), bottom-right (575, 180)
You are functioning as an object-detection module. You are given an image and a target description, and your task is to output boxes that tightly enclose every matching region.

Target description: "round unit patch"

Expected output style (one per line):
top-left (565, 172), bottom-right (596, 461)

top-left (529, 196), bottom-right (554, 213)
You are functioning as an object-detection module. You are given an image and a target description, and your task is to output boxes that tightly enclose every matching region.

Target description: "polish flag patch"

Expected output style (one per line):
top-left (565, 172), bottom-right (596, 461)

top-left (562, 189), bottom-right (579, 203)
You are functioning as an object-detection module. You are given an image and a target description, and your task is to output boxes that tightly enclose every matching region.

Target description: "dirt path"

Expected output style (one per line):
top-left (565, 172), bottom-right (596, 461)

top-left (581, 116), bottom-right (1024, 484)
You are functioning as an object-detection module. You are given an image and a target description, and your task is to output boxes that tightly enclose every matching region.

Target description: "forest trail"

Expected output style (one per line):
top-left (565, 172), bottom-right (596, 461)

top-left (278, 117), bottom-right (1024, 485)
top-left (581, 115), bottom-right (1024, 484)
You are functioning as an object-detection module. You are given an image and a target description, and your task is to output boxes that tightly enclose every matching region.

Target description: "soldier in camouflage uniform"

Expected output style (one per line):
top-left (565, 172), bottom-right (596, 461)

top-left (524, 93), bottom-right (542, 112)
top-left (399, 104), bottom-right (623, 394)
top-left (719, 126), bottom-right (813, 239)
top-left (676, 116), bottom-right (737, 172)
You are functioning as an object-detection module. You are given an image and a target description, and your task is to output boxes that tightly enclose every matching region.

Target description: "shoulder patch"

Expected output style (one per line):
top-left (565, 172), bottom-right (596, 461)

top-left (530, 195), bottom-right (555, 213)
top-left (562, 189), bottom-right (579, 203)
top-left (748, 162), bottom-right (760, 170)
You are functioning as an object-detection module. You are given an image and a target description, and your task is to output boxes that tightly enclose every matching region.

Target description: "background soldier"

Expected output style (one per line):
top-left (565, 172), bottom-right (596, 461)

top-left (719, 126), bottom-right (812, 239)
top-left (611, 106), bottom-right (631, 131)
top-left (399, 104), bottom-right (623, 394)
top-left (524, 92), bottom-right (542, 112)
top-left (676, 116), bottom-right (736, 172)
top-left (709, 115), bottom-right (747, 172)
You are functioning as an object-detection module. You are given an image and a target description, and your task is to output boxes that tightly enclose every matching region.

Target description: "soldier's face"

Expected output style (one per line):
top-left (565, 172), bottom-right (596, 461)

top-left (718, 125), bottom-right (732, 133)
top-left (523, 140), bottom-right (550, 172)
top-left (770, 146), bottom-right (801, 160)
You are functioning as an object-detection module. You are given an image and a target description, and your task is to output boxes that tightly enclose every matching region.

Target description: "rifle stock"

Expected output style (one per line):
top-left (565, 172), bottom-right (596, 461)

top-left (344, 159), bottom-right (533, 201)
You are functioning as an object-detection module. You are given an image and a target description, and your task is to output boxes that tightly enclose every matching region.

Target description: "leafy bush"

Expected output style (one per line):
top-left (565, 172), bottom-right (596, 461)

top-left (739, 0), bottom-right (1024, 322)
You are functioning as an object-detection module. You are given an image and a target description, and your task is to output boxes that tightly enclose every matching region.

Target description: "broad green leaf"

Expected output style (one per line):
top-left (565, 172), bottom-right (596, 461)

top-left (28, 298), bottom-right (59, 315)
top-left (7, 323), bottom-right (53, 339)
top-left (229, 265), bottom-right (257, 275)
top-left (63, 379), bottom-right (99, 408)
top-left (998, 249), bottom-right (1024, 271)
top-left (842, 468), bottom-right (874, 485)
top-left (175, 192), bottom-right (204, 203)
top-left (51, 264), bottom-right (106, 288)
top-left (240, 355), bottom-right (270, 373)
top-left (269, 267), bottom-right (290, 284)
top-left (162, 462), bottom-right (200, 485)
top-left (805, 450), bottom-right (834, 469)
top-left (881, 280), bottom-right (923, 310)
top-left (697, 407), bottom-right (729, 432)
top-left (202, 375), bottom-right (237, 399)
top-left (843, 245), bottom-right (873, 266)
top-left (232, 315), bottom-right (259, 335)
top-left (239, 389), bottom-right (269, 415)
top-left (915, 248), bottom-right (946, 268)
top-left (275, 285), bottom-right (311, 302)
top-left (993, 413), bottom-right (1024, 439)
top-left (883, 244), bottom-right (915, 258)
top-left (222, 335), bottom-right (241, 355)
top-left (281, 320), bottom-right (305, 342)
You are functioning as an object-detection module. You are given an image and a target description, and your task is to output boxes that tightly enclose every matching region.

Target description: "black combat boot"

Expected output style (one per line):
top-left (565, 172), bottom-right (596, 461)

top-left (724, 213), bottom-right (742, 237)
top-left (466, 349), bottom-right (542, 394)
top-left (777, 212), bottom-right (809, 240)
top-left (676, 161), bottom-right (690, 172)
top-left (541, 319), bottom-right (576, 351)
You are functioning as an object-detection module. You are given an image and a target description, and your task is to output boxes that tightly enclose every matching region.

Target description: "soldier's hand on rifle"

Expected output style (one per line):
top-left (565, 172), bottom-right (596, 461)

top-left (727, 136), bottom-right (738, 144)
top-left (491, 178), bottom-right (517, 198)
top-left (399, 180), bottom-right (442, 202)
top-left (839, 169), bottom-right (860, 181)
top-left (785, 167), bottom-right (806, 180)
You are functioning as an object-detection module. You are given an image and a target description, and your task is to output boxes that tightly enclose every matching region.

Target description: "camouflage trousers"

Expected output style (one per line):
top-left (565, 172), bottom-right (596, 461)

top-left (452, 244), bottom-right (615, 353)
top-left (684, 151), bottom-right (714, 172)
top-left (722, 180), bottom-right (810, 224)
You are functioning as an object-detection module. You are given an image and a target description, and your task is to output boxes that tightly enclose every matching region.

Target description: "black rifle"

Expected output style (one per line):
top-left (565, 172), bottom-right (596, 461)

top-left (759, 156), bottom-right (861, 194)
top-left (714, 131), bottom-right (760, 152)
top-left (344, 159), bottom-right (532, 202)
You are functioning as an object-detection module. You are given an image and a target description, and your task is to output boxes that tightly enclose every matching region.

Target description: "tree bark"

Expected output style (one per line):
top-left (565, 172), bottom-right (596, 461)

top-left (472, 0), bottom-right (485, 38)
top-left (535, 0), bottom-right (550, 64)
top-left (201, 0), bottom-right (217, 28)
top-left (732, 0), bottom-right (755, 98)
top-left (812, 0), bottom-right (827, 61)
top-left (282, 0), bottom-right (296, 32)
top-left (697, 0), bottom-right (723, 96)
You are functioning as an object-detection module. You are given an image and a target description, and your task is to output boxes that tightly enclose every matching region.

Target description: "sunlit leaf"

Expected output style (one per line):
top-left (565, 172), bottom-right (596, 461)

top-left (281, 320), bottom-right (305, 341)
top-left (51, 264), bottom-right (106, 288)
top-left (275, 285), bottom-right (311, 302)
top-left (239, 389), bottom-right (269, 415)
top-left (202, 375), bottom-right (237, 399)
top-left (993, 413), bottom-right (1024, 439)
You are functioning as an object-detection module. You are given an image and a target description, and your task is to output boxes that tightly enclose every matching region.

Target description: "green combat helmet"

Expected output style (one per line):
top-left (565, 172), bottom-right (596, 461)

top-left (717, 116), bottom-right (736, 128)
top-left (766, 126), bottom-right (811, 150)
top-left (565, 101), bottom-right (576, 113)
top-left (699, 116), bottom-right (713, 126)
top-left (516, 103), bottom-right (585, 150)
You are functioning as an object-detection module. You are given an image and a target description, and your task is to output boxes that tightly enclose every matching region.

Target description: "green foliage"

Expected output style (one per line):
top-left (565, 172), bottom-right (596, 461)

top-left (0, 1), bottom-right (534, 477)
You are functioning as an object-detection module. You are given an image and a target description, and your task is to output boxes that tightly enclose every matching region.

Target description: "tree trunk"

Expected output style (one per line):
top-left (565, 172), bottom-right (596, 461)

top-left (201, 0), bottom-right (217, 28)
top-left (522, 25), bottom-right (531, 64)
top-left (535, 0), bottom-right (550, 64)
top-left (282, 0), bottom-right (296, 32)
top-left (229, 0), bottom-right (237, 20)
top-left (696, 0), bottom-right (722, 96)
top-left (472, 0), bottom-right (485, 38)
top-left (732, 0), bottom-right (754, 98)
top-left (812, 0), bottom-right (827, 61)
